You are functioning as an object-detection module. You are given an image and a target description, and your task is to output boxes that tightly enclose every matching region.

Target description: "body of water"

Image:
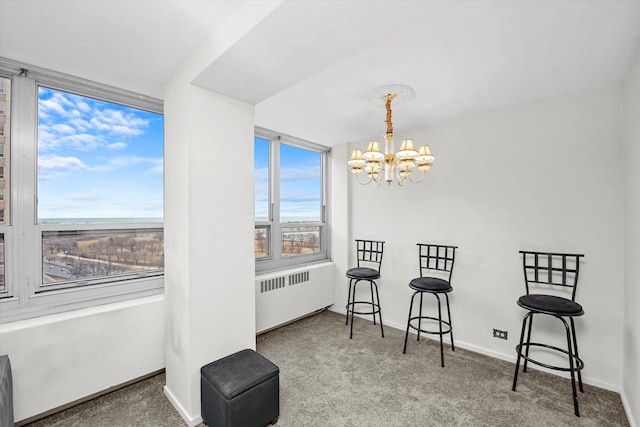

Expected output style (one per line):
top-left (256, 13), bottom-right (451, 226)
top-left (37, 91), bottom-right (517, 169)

top-left (39, 217), bottom-right (164, 224)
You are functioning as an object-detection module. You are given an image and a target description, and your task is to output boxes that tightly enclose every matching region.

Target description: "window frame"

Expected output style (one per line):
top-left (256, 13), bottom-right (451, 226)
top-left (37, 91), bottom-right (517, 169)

top-left (255, 127), bottom-right (331, 273)
top-left (0, 58), bottom-right (165, 323)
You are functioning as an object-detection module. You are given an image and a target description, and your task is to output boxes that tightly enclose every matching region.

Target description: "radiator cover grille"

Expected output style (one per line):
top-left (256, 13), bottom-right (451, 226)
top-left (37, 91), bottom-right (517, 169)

top-left (260, 270), bottom-right (310, 293)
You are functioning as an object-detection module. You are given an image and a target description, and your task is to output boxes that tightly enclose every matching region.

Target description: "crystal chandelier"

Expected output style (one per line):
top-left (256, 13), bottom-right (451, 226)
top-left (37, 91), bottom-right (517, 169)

top-left (348, 85), bottom-right (435, 186)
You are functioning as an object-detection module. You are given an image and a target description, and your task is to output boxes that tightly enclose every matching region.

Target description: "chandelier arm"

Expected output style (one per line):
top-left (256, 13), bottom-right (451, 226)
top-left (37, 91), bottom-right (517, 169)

top-left (355, 173), bottom-right (373, 185)
top-left (408, 170), bottom-right (427, 184)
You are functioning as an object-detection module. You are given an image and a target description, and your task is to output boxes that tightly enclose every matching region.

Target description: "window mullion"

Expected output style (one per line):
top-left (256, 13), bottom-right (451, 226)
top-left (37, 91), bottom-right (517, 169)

top-left (271, 139), bottom-right (281, 261)
top-left (322, 149), bottom-right (330, 260)
top-left (11, 72), bottom-right (39, 304)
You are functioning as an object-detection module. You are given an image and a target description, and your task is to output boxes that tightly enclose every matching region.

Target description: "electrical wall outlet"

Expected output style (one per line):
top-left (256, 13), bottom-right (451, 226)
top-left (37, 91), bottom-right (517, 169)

top-left (493, 329), bottom-right (508, 340)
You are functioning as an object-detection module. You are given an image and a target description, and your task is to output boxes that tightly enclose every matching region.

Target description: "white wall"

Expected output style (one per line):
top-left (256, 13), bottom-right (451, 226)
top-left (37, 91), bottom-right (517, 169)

top-left (0, 295), bottom-right (165, 422)
top-left (163, 57), bottom-right (256, 425)
top-left (622, 46), bottom-right (640, 426)
top-left (337, 86), bottom-right (624, 390)
top-left (330, 143), bottom-right (351, 319)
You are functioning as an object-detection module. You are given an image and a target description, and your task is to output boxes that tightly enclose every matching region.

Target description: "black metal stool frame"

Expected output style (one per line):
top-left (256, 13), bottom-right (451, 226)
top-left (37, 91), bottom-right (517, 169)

top-left (345, 239), bottom-right (385, 339)
top-left (512, 251), bottom-right (585, 417)
top-left (403, 244), bottom-right (457, 367)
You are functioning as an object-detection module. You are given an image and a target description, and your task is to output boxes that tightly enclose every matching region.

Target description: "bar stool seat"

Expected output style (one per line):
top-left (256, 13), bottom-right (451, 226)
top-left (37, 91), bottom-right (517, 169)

top-left (410, 277), bottom-right (451, 292)
top-left (346, 267), bottom-right (380, 280)
top-left (518, 295), bottom-right (583, 316)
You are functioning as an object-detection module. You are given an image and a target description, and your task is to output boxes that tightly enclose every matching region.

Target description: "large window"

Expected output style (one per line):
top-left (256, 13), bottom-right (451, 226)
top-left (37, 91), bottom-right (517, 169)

top-left (0, 59), bottom-right (164, 322)
top-left (254, 128), bottom-right (330, 272)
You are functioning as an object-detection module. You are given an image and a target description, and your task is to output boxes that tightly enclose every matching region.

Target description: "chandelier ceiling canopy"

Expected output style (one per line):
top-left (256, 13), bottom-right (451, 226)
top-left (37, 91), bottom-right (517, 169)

top-left (348, 85), bottom-right (435, 187)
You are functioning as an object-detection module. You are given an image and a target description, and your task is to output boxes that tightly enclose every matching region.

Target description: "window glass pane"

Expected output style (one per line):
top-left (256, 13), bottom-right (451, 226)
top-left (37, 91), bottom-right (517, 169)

top-left (254, 137), bottom-right (269, 222)
top-left (281, 226), bottom-right (321, 257)
top-left (254, 226), bottom-right (269, 258)
top-left (37, 86), bottom-right (163, 223)
top-left (279, 144), bottom-right (321, 223)
top-left (42, 229), bottom-right (163, 286)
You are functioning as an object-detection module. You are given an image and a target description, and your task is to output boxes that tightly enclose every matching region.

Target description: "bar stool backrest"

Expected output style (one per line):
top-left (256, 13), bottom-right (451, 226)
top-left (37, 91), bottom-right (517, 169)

top-left (417, 244), bottom-right (458, 283)
top-left (355, 240), bottom-right (385, 273)
top-left (519, 251), bottom-right (584, 301)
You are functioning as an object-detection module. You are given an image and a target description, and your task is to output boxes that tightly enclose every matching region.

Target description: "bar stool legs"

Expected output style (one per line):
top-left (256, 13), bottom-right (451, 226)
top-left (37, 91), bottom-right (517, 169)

top-left (403, 290), bottom-right (454, 367)
top-left (346, 278), bottom-right (384, 339)
top-left (512, 312), bottom-right (584, 417)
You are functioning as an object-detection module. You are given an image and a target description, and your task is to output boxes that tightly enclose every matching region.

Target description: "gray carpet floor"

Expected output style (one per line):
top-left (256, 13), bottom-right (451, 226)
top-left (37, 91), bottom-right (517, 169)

top-left (25, 310), bottom-right (629, 426)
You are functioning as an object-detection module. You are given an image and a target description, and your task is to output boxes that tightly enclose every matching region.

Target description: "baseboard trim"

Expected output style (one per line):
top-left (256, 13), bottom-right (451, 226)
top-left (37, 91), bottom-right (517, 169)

top-left (16, 369), bottom-right (165, 426)
top-left (163, 384), bottom-right (203, 427)
top-left (621, 388), bottom-right (638, 427)
top-left (330, 307), bottom-right (621, 393)
top-left (257, 307), bottom-right (329, 335)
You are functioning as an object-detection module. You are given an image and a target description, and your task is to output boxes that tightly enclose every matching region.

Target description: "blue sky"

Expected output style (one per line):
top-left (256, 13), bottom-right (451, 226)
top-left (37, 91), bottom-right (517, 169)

top-left (254, 137), bottom-right (321, 222)
top-left (38, 86), bottom-right (164, 221)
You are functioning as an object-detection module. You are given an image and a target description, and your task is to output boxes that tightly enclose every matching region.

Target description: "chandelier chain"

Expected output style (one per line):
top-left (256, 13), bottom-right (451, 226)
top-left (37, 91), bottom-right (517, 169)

top-left (385, 94), bottom-right (395, 135)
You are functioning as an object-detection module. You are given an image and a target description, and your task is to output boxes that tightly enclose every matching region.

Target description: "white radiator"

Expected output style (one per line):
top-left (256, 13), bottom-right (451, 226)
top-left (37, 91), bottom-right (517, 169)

top-left (255, 262), bottom-right (335, 333)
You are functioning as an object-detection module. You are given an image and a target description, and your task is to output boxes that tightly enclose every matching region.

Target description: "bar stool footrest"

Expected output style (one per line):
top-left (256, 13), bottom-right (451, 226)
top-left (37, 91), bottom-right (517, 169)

top-left (408, 316), bottom-right (452, 336)
top-left (516, 342), bottom-right (584, 372)
top-left (346, 301), bottom-right (381, 316)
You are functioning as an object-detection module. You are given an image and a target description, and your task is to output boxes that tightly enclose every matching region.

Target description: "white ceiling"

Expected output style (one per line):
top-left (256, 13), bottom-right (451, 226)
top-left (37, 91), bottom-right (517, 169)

top-left (2, 0), bottom-right (640, 147)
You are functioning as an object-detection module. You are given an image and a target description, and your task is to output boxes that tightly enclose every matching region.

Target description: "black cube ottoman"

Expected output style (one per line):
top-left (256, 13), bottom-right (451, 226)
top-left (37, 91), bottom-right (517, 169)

top-left (201, 349), bottom-right (279, 427)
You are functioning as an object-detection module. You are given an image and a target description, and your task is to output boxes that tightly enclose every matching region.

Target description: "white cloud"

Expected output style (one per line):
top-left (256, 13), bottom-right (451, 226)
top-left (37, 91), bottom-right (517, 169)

top-left (107, 142), bottom-right (127, 150)
top-left (77, 101), bottom-right (91, 113)
top-left (52, 123), bottom-right (75, 134)
top-left (280, 165), bottom-right (321, 181)
top-left (39, 155), bottom-right (87, 179)
top-left (87, 155), bottom-right (162, 173)
top-left (63, 133), bottom-right (101, 151)
top-left (107, 155), bottom-right (146, 167)
top-left (146, 159), bottom-right (163, 175)
top-left (39, 98), bottom-right (66, 116)
top-left (38, 127), bottom-right (59, 151)
top-left (111, 125), bottom-right (143, 136)
top-left (69, 118), bottom-right (91, 132)
top-left (38, 89), bottom-right (151, 152)
top-left (90, 109), bottom-right (148, 136)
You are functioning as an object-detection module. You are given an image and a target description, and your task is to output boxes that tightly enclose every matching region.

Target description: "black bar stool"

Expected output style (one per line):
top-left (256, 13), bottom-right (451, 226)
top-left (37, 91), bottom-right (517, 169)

top-left (512, 251), bottom-right (585, 417)
top-left (403, 243), bottom-right (457, 367)
top-left (345, 239), bottom-right (384, 339)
